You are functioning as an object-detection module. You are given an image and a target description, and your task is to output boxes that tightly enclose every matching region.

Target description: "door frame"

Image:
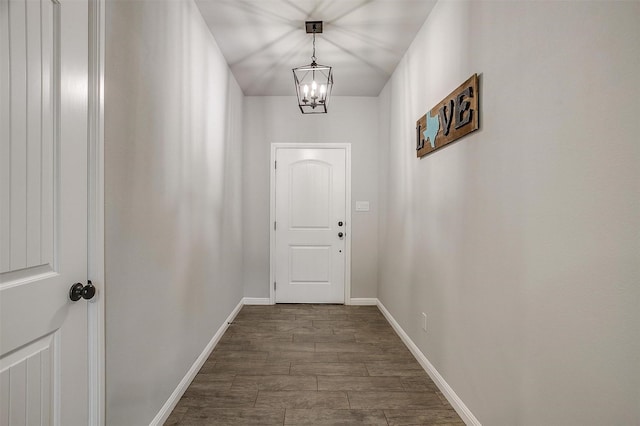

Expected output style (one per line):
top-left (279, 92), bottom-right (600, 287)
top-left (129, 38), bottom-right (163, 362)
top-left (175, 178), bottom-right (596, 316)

top-left (269, 143), bottom-right (352, 305)
top-left (87, 0), bottom-right (106, 424)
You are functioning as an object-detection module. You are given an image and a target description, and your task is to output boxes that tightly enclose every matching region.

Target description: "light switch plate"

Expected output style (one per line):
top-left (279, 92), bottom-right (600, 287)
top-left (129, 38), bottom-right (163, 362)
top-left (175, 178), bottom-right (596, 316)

top-left (355, 201), bottom-right (370, 212)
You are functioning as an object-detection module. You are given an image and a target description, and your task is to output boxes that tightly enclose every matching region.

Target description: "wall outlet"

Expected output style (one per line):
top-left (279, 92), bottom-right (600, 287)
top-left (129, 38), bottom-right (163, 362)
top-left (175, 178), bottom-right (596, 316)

top-left (421, 312), bottom-right (427, 332)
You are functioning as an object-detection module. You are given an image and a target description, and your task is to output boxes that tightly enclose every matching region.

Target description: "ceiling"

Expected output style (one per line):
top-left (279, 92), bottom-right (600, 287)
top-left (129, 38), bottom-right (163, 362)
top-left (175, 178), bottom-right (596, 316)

top-left (195, 0), bottom-right (438, 96)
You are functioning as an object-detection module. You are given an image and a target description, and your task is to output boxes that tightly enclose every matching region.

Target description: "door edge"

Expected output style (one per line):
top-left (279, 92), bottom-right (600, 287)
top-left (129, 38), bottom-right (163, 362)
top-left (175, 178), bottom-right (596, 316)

top-left (87, 0), bottom-right (106, 424)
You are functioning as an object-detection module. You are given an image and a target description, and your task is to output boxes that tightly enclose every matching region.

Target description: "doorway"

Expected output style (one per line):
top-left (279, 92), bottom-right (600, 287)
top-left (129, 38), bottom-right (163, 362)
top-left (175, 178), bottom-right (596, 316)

top-left (269, 144), bottom-right (351, 304)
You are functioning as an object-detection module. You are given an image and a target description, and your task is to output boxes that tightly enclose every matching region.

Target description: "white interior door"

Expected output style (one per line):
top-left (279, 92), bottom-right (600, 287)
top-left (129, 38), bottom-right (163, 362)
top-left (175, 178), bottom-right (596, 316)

top-left (0, 0), bottom-right (90, 424)
top-left (274, 147), bottom-right (348, 303)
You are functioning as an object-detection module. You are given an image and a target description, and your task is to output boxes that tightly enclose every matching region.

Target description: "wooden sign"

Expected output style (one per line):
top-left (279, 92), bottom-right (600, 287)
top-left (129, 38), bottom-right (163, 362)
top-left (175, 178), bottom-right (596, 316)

top-left (416, 74), bottom-right (479, 157)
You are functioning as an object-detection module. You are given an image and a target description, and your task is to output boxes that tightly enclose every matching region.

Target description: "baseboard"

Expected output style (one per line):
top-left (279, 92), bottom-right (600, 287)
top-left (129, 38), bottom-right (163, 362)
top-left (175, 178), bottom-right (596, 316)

top-left (149, 298), bottom-right (244, 426)
top-left (243, 297), bottom-right (272, 305)
top-left (243, 297), bottom-right (376, 306)
top-left (376, 300), bottom-right (481, 426)
top-left (349, 297), bottom-right (378, 305)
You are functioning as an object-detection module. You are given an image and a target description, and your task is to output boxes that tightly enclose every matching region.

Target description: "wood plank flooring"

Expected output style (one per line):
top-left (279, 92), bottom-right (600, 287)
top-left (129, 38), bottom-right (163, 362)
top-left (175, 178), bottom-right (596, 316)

top-left (165, 304), bottom-right (463, 425)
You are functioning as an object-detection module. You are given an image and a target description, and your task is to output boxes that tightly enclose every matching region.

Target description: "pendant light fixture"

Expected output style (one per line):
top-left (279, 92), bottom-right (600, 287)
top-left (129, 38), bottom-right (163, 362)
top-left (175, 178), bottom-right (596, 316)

top-left (292, 21), bottom-right (333, 114)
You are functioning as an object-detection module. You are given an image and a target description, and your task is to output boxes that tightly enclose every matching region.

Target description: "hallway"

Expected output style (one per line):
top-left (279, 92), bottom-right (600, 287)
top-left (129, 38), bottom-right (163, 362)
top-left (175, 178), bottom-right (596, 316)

top-left (165, 305), bottom-right (463, 425)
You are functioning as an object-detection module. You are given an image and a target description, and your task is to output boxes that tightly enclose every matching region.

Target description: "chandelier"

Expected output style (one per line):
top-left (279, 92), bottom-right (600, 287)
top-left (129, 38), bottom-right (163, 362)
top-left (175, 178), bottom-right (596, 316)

top-left (292, 21), bottom-right (334, 114)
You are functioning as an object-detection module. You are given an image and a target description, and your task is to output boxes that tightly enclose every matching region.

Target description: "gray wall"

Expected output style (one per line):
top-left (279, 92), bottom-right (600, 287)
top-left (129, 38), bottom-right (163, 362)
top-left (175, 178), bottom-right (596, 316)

top-left (104, 1), bottom-right (244, 424)
top-left (242, 97), bottom-right (379, 300)
top-left (377, 1), bottom-right (640, 425)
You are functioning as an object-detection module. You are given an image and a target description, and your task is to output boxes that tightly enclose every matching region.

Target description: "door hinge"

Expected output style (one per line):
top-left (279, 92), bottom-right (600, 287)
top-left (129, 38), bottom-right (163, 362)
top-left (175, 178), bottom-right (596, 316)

top-left (274, 160), bottom-right (277, 169)
top-left (274, 281), bottom-right (277, 290)
top-left (274, 221), bottom-right (277, 230)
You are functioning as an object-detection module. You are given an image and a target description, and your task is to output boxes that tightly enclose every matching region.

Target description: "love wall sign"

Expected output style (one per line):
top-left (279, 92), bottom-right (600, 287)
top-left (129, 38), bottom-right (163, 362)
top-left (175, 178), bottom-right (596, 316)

top-left (416, 74), bottom-right (479, 158)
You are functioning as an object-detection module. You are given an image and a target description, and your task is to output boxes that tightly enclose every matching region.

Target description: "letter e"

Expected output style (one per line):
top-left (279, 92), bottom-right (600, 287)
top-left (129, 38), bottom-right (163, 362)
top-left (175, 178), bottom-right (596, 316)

top-left (455, 87), bottom-right (474, 129)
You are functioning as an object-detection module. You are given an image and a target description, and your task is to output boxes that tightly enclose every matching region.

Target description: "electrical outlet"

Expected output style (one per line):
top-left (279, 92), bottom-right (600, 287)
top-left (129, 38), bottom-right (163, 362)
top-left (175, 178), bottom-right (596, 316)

top-left (421, 312), bottom-right (427, 332)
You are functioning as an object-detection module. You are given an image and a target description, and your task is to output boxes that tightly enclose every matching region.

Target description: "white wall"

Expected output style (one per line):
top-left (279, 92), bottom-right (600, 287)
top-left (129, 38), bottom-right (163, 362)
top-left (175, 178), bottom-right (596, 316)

top-left (242, 97), bottom-right (379, 300)
top-left (378, 1), bottom-right (640, 425)
top-left (104, 1), bottom-right (244, 424)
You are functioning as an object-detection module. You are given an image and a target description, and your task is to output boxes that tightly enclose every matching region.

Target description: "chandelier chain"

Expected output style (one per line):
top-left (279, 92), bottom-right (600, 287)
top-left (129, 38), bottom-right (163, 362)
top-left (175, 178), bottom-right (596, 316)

top-left (311, 33), bottom-right (316, 62)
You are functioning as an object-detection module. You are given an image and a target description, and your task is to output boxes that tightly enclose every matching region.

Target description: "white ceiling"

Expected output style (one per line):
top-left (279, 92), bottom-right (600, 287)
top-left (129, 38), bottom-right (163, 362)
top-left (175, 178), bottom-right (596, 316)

top-left (195, 0), bottom-right (437, 96)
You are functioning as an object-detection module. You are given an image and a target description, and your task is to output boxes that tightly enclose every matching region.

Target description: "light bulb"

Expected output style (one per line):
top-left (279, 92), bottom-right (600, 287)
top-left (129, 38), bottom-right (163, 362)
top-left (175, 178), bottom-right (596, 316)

top-left (303, 85), bottom-right (308, 96)
top-left (312, 81), bottom-right (317, 91)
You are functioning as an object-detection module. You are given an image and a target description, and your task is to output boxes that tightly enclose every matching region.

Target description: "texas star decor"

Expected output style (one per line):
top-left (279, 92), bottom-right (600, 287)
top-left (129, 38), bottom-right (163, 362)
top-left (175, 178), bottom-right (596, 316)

top-left (416, 74), bottom-right (479, 157)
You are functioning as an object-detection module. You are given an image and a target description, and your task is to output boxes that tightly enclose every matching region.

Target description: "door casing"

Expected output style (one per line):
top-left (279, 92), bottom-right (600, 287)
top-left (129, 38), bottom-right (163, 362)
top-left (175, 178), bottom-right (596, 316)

top-left (269, 143), bottom-right (352, 305)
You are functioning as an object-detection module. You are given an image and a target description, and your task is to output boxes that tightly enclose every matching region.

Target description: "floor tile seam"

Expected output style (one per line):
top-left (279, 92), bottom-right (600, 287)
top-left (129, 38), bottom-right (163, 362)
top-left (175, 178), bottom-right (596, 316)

top-left (382, 408), bottom-right (392, 426)
top-left (253, 389), bottom-right (260, 408)
top-left (364, 362), bottom-right (373, 376)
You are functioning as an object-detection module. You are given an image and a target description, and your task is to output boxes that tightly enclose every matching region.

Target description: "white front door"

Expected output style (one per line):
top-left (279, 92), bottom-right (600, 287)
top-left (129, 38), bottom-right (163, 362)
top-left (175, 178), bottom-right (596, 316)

top-left (0, 0), bottom-right (90, 424)
top-left (273, 147), bottom-right (348, 303)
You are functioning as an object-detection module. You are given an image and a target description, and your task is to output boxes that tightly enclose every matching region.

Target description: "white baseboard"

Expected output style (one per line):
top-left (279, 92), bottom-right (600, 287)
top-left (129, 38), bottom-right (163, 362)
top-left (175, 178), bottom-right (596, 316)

top-left (376, 300), bottom-right (481, 426)
top-left (243, 297), bottom-right (272, 305)
top-left (149, 299), bottom-right (244, 426)
top-left (349, 297), bottom-right (378, 305)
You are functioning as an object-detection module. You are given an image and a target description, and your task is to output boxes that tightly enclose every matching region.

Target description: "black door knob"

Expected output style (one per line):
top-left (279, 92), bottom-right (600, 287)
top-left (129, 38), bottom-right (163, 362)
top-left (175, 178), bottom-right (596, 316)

top-left (338, 221), bottom-right (343, 226)
top-left (69, 281), bottom-right (96, 301)
top-left (338, 232), bottom-right (344, 238)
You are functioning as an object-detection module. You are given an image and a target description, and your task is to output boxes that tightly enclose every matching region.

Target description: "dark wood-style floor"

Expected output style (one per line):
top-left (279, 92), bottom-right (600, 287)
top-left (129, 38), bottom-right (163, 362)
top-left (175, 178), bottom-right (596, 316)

top-left (165, 304), bottom-right (464, 425)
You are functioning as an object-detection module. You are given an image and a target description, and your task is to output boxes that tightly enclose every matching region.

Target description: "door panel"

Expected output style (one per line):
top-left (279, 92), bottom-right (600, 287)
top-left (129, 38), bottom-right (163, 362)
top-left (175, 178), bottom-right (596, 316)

top-left (275, 148), bottom-right (346, 303)
top-left (1, 0), bottom-right (55, 272)
top-left (0, 0), bottom-right (89, 424)
top-left (289, 245), bottom-right (331, 283)
top-left (290, 162), bottom-right (331, 229)
top-left (0, 334), bottom-right (53, 426)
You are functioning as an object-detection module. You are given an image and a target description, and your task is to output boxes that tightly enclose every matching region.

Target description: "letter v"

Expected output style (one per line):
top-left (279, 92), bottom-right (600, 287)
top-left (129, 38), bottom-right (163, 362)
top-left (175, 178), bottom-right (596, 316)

top-left (439, 100), bottom-right (454, 136)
